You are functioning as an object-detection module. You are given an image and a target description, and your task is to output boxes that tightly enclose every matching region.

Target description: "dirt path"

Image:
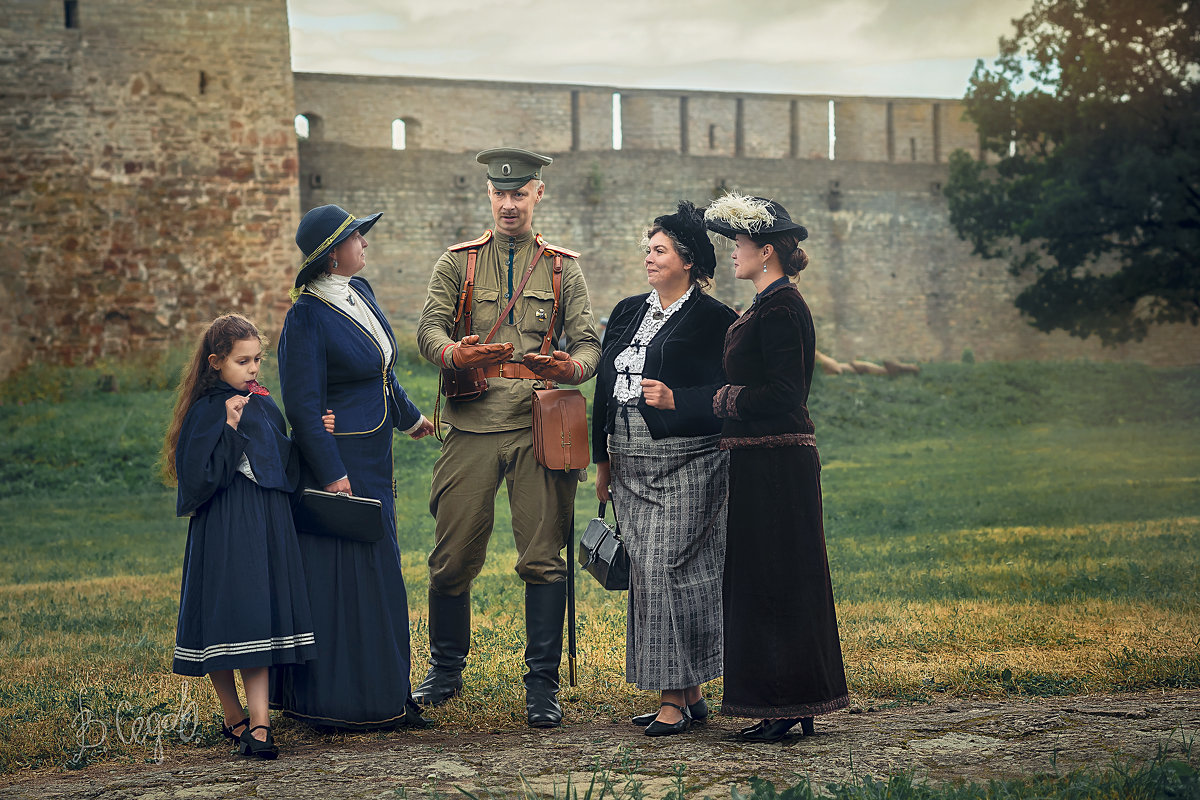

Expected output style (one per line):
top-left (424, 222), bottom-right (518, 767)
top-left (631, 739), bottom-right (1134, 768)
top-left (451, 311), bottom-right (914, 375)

top-left (3, 691), bottom-right (1198, 799)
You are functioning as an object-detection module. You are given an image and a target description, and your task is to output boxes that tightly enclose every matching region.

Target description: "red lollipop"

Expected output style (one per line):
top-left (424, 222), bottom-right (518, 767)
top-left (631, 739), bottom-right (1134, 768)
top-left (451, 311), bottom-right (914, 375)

top-left (246, 380), bottom-right (270, 396)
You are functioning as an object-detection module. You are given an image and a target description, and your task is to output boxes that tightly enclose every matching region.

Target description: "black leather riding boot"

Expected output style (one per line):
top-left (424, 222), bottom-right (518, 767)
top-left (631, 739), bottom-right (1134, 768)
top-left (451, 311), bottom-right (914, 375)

top-left (523, 581), bottom-right (566, 728)
top-left (412, 590), bottom-right (470, 707)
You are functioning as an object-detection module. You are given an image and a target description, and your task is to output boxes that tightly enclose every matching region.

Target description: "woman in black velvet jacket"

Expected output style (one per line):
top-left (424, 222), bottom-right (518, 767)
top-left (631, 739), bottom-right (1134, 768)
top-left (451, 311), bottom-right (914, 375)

top-left (705, 193), bottom-right (848, 743)
top-left (592, 202), bottom-right (737, 737)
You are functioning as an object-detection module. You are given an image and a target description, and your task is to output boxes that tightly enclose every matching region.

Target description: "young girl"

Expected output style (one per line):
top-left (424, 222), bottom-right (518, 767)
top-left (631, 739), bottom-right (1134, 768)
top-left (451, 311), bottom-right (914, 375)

top-left (162, 313), bottom-right (330, 759)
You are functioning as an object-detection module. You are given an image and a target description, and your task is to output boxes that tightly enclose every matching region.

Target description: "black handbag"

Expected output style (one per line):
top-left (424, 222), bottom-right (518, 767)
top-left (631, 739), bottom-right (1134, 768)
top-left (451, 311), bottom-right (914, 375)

top-left (293, 489), bottom-right (386, 543)
top-left (578, 501), bottom-right (630, 591)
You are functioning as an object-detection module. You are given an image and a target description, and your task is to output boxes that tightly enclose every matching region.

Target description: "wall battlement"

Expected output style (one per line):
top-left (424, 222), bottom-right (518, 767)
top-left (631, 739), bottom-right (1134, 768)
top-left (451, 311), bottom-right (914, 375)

top-left (1, 1), bottom-right (1195, 381)
top-left (293, 72), bottom-right (980, 164)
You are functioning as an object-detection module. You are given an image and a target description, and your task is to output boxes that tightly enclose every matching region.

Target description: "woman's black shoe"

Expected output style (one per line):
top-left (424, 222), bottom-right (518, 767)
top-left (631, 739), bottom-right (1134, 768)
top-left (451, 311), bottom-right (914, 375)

top-left (221, 716), bottom-right (250, 741)
top-left (644, 701), bottom-right (692, 737)
top-left (238, 725), bottom-right (279, 759)
top-left (399, 700), bottom-right (435, 729)
top-left (738, 717), bottom-right (802, 742)
top-left (632, 697), bottom-right (708, 726)
top-left (800, 716), bottom-right (814, 736)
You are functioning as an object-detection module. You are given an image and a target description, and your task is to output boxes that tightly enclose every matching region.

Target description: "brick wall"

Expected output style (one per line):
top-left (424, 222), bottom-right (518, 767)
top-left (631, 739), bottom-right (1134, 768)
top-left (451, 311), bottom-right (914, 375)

top-left (0, 0), bottom-right (299, 374)
top-left (300, 145), bottom-right (1200, 366)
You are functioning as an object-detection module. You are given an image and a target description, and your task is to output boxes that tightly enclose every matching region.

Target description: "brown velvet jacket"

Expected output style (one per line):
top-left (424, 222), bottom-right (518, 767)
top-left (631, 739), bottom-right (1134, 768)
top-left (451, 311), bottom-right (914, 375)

top-left (713, 280), bottom-right (816, 449)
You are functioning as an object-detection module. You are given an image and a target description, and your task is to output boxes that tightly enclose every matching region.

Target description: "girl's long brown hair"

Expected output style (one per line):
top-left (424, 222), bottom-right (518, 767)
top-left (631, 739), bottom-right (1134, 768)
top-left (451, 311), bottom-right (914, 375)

top-left (160, 313), bottom-right (266, 484)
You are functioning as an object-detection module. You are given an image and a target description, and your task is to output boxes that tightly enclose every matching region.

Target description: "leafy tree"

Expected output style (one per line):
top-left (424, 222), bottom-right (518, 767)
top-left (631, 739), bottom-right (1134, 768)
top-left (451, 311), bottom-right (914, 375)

top-left (945, 0), bottom-right (1200, 344)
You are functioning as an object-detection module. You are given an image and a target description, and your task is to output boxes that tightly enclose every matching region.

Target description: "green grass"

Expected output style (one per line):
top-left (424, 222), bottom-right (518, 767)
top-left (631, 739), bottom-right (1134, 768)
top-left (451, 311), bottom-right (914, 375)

top-left (1, 354), bottom-right (1198, 772)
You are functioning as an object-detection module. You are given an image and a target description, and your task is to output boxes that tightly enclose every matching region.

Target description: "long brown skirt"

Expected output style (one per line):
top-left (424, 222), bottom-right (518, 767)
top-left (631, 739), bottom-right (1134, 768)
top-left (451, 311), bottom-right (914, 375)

top-left (721, 444), bottom-right (849, 718)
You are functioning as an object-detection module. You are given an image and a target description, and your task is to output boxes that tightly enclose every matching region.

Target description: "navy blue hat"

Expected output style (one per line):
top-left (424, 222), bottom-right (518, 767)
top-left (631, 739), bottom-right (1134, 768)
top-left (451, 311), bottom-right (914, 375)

top-left (294, 204), bottom-right (382, 288)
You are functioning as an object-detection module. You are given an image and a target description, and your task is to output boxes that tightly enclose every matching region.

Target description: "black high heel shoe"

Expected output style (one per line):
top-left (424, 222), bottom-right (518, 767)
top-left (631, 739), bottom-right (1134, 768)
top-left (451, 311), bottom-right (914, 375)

top-left (644, 701), bottom-right (692, 737)
top-left (221, 716), bottom-right (250, 741)
top-left (632, 698), bottom-right (708, 726)
top-left (738, 717), bottom-right (802, 742)
top-left (238, 725), bottom-right (278, 759)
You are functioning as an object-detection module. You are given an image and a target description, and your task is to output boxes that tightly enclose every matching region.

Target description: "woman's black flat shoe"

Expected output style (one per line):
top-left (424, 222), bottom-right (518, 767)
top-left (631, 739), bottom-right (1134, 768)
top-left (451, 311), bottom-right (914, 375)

top-left (632, 698), bottom-right (708, 726)
top-left (238, 725), bottom-right (278, 760)
top-left (221, 716), bottom-right (250, 741)
top-left (738, 717), bottom-right (802, 742)
top-left (644, 701), bottom-right (692, 737)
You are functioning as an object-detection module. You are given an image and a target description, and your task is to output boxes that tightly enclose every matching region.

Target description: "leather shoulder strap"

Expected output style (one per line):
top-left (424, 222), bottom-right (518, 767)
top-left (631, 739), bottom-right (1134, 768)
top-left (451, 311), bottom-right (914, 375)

top-left (451, 248), bottom-right (478, 337)
top-left (540, 254), bottom-right (564, 356)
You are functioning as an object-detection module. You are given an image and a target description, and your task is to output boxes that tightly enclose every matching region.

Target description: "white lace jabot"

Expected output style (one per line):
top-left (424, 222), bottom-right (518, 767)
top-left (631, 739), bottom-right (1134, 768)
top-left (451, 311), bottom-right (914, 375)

top-left (612, 285), bottom-right (694, 405)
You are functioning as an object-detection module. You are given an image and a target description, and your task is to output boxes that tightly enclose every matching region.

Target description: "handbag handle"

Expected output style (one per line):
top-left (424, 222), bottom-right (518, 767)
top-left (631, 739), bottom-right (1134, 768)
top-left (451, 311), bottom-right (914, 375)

top-left (597, 500), bottom-right (622, 539)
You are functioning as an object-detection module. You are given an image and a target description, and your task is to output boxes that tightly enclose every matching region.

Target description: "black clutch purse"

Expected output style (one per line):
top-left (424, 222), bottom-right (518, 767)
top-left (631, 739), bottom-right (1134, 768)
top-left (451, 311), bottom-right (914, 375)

top-left (578, 501), bottom-right (629, 591)
top-left (293, 489), bottom-right (386, 543)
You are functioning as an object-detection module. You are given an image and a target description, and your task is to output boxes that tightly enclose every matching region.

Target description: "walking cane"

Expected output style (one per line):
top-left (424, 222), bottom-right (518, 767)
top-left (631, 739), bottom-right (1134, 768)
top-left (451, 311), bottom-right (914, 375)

top-left (566, 507), bottom-right (578, 687)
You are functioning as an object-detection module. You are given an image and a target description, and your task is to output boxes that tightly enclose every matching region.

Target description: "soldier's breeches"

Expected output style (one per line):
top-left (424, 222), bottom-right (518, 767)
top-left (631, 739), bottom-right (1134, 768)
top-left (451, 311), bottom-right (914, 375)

top-left (428, 426), bottom-right (576, 596)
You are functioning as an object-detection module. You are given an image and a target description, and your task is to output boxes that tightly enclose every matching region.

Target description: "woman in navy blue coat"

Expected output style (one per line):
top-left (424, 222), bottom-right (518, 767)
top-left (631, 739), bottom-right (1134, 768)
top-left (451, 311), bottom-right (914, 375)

top-left (273, 205), bottom-right (436, 729)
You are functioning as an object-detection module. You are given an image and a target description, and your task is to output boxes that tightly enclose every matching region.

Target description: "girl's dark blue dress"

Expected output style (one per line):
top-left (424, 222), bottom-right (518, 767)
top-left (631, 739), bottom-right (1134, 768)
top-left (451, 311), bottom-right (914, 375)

top-left (272, 276), bottom-right (425, 730)
top-left (172, 384), bottom-right (316, 676)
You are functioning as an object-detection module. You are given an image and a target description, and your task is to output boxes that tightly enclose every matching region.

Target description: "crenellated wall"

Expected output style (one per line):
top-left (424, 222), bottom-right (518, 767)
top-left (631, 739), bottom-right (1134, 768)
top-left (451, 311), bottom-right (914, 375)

top-left (293, 73), bottom-right (982, 165)
top-left (2, 2), bottom-right (1195, 381)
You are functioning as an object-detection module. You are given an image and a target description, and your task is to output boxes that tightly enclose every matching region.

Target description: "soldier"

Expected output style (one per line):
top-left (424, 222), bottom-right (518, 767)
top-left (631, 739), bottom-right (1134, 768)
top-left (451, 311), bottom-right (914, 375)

top-left (415, 148), bottom-right (602, 728)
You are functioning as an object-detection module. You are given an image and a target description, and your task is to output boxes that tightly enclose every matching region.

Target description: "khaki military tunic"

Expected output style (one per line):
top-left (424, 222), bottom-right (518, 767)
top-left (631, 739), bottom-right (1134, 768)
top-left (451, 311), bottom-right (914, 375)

top-left (416, 228), bottom-right (601, 594)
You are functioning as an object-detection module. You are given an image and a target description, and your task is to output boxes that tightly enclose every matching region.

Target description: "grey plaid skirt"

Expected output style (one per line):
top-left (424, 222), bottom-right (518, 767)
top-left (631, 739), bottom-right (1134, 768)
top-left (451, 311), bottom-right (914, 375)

top-left (609, 408), bottom-right (728, 690)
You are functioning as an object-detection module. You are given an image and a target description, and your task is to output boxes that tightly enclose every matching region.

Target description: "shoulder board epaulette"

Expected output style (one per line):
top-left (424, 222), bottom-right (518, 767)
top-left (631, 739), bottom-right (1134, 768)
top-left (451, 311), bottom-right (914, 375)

top-left (448, 230), bottom-right (493, 252)
top-left (535, 234), bottom-right (580, 259)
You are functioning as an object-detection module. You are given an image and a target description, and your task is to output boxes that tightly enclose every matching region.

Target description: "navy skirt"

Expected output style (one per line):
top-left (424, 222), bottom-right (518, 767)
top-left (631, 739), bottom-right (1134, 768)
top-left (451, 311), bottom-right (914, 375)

top-left (271, 418), bottom-right (420, 729)
top-left (173, 476), bottom-right (316, 676)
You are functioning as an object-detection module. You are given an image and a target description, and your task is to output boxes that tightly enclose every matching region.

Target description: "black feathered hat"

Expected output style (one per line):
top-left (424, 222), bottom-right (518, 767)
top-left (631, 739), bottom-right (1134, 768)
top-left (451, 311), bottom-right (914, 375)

top-left (652, 201), bottom-right (717, 281)
top-left (703, 193), bottom-right (808, 242)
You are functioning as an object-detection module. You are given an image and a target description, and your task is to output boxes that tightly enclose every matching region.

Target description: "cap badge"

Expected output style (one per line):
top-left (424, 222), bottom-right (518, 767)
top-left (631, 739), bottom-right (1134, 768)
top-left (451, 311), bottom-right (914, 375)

top-left (501, 163), bottom-right (511, 176)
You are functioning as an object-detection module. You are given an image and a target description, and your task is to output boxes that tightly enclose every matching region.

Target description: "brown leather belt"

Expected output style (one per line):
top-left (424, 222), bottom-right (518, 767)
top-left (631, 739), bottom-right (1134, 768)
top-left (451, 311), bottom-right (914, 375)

top-left (478, 362), bottom-right (542, 380)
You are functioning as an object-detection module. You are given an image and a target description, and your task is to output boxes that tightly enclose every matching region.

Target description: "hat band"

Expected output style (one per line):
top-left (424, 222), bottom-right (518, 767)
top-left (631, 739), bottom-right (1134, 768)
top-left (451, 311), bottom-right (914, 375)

top-left (301, 213), bottom-right (357, 269)
top-left (490, 171), bottom-right (538, 185)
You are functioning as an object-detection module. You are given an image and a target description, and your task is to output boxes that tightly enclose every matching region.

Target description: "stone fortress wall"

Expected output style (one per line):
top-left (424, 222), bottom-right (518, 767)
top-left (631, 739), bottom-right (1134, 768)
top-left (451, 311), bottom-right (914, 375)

top-left (293, 73), bottom-right (1199, 366)
top-left (0, 0), bottom-right (300, 376)
top-left (1, 0), bottom-right (1196, 381)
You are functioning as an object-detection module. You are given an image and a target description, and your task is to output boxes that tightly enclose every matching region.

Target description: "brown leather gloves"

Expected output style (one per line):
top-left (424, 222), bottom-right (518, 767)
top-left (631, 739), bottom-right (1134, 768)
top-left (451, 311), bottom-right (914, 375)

top-left (452, 335), bottom-right (514, 369)
top-left (522, 350), bottom-right (579, 384)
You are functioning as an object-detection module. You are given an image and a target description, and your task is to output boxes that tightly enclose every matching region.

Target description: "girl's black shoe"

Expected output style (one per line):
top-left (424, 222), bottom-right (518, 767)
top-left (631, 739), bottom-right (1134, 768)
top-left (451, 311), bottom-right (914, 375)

top-left (238, 725), bottom-right (278, 759)
top-left (221, 716), bottom-right (250, 741)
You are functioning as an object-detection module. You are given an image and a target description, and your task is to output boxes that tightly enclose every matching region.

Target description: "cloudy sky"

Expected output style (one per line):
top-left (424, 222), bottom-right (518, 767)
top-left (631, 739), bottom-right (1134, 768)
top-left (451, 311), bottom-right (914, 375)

top-left (287, 0), bottom-right (1030, 98)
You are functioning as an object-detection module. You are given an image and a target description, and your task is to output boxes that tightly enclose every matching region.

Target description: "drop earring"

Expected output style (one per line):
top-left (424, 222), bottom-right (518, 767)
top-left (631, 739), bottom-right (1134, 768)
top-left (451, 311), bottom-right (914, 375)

top-left (762, 262), bottom-right (768, 273)
top-left (331, 259), bottom-right (338, 271)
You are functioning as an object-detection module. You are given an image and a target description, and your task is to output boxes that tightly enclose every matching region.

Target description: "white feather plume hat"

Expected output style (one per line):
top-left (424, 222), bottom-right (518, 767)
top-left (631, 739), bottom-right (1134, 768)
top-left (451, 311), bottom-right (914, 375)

top-left (704, 193), bottom-right (808, 241)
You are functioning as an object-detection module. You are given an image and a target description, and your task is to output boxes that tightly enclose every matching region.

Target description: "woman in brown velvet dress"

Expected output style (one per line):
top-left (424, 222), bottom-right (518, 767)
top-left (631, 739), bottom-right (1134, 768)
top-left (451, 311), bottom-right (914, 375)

top-left (705, 193), bottom-right (848, 742)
